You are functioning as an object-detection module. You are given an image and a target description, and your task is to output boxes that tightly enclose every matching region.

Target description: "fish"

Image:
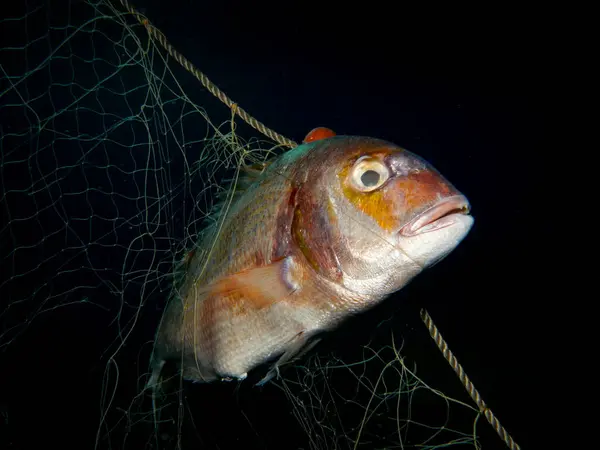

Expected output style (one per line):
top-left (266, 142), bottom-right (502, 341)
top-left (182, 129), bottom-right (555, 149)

top-left (148, 127), bottom-right (474, 387)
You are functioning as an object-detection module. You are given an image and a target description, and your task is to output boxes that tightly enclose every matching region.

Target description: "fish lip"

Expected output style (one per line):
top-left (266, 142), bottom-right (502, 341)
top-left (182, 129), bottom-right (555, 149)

top-left (399, 195), bottom-right (471, 237)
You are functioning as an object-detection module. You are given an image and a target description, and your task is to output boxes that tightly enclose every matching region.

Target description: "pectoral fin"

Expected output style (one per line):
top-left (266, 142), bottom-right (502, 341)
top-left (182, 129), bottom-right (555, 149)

top-left (256, 331), bottom-right (321, 386)
top-left (190, 256), bottom-right (302, 315)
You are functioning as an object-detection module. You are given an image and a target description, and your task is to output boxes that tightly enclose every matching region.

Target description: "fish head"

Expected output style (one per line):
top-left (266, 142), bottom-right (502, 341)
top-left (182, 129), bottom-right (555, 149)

top-left (295, 136), bottom-right (474, 298)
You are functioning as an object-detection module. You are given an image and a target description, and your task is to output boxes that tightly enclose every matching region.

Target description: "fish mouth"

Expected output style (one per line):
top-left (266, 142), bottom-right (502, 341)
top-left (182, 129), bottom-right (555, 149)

top-left (399, 195), bottom-right (471, 237)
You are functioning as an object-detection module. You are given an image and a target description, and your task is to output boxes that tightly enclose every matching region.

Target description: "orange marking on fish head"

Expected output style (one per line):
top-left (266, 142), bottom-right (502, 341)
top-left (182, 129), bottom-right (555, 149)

top-left (337, 150), bottom-right (399, 232)
top-left (337, 146), bottom-right (461, 233)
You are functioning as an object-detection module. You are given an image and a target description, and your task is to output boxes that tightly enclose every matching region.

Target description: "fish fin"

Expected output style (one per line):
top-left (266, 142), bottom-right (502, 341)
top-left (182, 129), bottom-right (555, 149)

top-left (242, 160), bottom-right (273, 176)
top-left (206, 158), bottom-right (276, 229)
top-left (302, 127), bottom-right (336, 143)
top-left (256, 331), bottom-right (321, 386)
top-left (146, 358), bottom-right (166, 391)
top-left (200, 256), bottom-right (301, 310)
top-left (147, 360), bottom-right (162, 438)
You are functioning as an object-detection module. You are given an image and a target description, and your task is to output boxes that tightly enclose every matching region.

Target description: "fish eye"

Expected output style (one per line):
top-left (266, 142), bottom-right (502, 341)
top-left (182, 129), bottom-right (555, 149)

top-left (361, 170), bottom-right (380, 187)
top-left (350, 157), bottom-right (390, 192)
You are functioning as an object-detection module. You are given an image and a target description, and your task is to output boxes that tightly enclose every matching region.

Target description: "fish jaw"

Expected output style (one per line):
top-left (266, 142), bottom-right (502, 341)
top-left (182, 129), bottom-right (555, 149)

top-left (399, 195), bottom-right (471, 237)
top-left (397, 195), bottom-right (474, 269)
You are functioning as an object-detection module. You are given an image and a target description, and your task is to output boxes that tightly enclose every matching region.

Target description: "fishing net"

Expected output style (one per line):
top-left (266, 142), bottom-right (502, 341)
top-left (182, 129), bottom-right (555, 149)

top-left (0, 1), bottom-right (499, 449)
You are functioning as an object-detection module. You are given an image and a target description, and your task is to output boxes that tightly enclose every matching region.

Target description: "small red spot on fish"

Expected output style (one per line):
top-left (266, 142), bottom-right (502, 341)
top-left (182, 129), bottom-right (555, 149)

top-left (303, 127), bottom-right (336, 143)
top-left (183, 249), bottom-right (195, 266)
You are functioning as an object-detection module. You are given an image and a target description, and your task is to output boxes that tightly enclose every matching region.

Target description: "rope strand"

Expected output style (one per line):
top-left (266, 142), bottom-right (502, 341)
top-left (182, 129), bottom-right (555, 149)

top-left (116, 0), bottom-right (298, 148)
top-left (420, 309), bottom-right (521, 450)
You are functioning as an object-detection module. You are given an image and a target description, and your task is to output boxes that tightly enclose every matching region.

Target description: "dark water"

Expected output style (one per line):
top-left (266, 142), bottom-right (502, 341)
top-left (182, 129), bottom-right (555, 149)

top-left (0, 1), bottom-right (554, 449)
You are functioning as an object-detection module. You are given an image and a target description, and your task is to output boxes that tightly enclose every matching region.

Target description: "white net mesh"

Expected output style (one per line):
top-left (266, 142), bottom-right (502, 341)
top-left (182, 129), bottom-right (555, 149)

top-left (0, 1), bottom-right (485, 449)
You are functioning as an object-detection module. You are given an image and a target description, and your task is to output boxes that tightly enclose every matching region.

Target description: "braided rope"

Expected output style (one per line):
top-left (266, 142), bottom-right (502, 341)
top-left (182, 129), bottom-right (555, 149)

top-left (116, 0), bottom-right (298, 148)
top-left (420, 309), bottom-right (521, 450)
